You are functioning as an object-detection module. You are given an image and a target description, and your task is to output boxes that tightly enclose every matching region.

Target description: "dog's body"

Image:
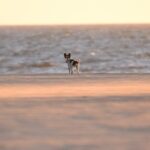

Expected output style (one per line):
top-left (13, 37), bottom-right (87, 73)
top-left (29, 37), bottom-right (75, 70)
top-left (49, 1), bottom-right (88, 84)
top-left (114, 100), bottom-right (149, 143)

top-left (64, 53), bottom-right (80, 74)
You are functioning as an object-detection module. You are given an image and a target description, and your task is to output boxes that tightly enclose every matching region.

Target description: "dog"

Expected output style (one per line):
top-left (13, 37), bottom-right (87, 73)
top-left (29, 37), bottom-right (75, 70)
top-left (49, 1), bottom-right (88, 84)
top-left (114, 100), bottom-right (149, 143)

top-left (64, 53), bottom-right (80, 74)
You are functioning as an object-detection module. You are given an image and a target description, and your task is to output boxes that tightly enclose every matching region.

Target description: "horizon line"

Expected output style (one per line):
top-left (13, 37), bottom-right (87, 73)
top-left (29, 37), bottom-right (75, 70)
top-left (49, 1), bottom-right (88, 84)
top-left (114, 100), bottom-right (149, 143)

top-left (0, 23), bottom-right (150, 27)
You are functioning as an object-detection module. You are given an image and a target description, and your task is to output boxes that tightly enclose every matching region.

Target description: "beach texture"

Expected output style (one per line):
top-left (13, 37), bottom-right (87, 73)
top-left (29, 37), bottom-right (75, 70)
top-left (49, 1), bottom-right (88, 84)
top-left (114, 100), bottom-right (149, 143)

top-left (0, 74), bottom-right (150, 150)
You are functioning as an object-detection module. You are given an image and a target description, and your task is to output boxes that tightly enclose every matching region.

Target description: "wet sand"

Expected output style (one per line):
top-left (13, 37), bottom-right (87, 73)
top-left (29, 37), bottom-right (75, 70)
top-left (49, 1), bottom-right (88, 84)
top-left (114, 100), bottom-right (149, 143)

top-left (0, 74), bottom-right (150, 150)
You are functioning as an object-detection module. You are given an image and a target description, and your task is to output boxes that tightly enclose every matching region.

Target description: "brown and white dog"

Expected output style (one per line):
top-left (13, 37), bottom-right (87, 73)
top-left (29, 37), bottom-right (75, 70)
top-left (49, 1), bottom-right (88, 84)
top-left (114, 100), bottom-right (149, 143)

top-left (64, 53), bottom-right (80, 74)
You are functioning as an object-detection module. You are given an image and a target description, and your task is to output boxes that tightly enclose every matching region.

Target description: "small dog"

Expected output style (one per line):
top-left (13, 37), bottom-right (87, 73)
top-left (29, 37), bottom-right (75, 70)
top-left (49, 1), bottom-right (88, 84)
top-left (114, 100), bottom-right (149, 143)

top-left (64, 53), bottom-right (80, 74)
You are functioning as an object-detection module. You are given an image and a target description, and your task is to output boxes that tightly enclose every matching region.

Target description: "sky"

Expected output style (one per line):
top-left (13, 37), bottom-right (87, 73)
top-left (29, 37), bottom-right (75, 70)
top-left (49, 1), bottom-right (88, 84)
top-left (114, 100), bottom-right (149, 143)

top-left (0, 0), bottom-right (150, 25)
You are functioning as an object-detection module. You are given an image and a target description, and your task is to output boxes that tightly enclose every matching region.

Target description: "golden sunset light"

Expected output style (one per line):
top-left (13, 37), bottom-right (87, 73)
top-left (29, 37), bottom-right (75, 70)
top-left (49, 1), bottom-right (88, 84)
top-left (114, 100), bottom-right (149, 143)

top-left (0, 0), bottom-right (150, 25)
top-left (1, 0), bottom-right (150, 148)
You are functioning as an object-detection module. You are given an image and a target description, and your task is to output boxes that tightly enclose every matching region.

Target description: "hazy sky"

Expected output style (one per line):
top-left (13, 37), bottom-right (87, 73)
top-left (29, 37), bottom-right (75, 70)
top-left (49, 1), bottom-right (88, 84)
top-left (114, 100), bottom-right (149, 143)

top-left (0, 0), bottom-right (150, 25)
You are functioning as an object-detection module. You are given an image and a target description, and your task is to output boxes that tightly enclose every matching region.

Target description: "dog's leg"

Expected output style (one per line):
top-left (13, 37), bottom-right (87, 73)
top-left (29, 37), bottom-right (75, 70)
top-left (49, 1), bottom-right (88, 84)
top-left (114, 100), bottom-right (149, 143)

top-left (68, 63), bottom-right (71, 74)
top-left (71, 66), bottom-right (74, 75)
top-left (75, 64), bottom-right (80, 74)
top-left (69, 64), bottom-right (74, 75)
top-left (77, 64), bottom-right (80, 74)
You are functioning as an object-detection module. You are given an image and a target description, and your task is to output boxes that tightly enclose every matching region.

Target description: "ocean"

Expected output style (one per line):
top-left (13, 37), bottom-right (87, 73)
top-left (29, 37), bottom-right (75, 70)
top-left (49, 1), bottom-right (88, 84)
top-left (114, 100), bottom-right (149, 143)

top-left (0, 24), bottom-right (150, 74)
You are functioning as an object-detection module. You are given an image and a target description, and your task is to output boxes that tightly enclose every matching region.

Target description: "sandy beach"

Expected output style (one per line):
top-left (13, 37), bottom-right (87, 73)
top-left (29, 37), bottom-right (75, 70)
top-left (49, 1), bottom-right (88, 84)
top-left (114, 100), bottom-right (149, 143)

top-left (0, 74), bottom-right (150, 150)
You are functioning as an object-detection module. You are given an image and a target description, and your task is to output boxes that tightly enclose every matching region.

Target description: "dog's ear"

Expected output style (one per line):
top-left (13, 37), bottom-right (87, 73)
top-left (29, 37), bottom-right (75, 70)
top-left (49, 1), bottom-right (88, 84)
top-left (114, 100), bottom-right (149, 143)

top-left (64, 53), bottom-right (67, 58)
top-left (68, 53), bottom-right (71, 58)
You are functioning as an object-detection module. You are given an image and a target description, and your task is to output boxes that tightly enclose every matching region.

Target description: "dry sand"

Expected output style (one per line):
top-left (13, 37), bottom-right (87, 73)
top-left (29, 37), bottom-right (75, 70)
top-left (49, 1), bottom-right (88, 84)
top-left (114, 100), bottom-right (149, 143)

top-left (0, 74), bottom-right (150, 150)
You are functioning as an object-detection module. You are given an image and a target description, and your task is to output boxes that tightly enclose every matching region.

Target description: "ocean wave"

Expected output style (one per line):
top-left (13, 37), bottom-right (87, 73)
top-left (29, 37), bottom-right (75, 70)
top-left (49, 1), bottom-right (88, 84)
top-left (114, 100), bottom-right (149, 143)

top-left (0, 25), bottom-right (150, 74)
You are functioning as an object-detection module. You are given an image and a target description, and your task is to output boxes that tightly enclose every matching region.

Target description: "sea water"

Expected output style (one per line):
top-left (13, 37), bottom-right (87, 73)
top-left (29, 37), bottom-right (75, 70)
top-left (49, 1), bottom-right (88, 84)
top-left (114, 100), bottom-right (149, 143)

top-left (0, 24), bottom-right (150, 74)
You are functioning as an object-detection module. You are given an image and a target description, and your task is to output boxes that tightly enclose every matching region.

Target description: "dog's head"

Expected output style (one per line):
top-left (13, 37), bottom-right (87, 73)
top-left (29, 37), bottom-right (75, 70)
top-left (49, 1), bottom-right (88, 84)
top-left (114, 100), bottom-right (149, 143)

top-left (64, 53), bottom-right (71, 60)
